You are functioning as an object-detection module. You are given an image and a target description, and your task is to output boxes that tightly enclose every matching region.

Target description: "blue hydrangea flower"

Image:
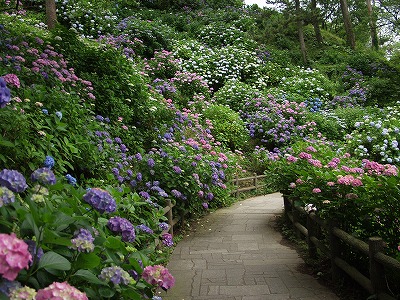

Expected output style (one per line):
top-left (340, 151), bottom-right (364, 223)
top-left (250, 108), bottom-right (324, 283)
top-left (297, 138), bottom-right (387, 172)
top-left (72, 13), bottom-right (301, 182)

top-left (65, 174), bottom-right (77, 186)
top-left (0, 278), bottom-right (21, 297)
top-left (0, 169), bottom-right (28, 193)
top-left (55, 111), bottom-right (62, 120)
top-left (107, 216), bottom-right (135, 242)
top-left (136, 224), bottom-right (154, 234)
top-left (42, 109), bottom-right (48, 115)
top-left (99, 266), bottom-right (132, 285)
top-left (31, 168), bottom-right (56, 185)
top-left (83, 188), bottom-right (116, 214)
top-left (158, 222), bottom-right (169, 231)
top-left (0, 77), bottom-right (11, 108)
top-left (43, 156), bottom-right (55, 169)
top-left (71, 228), bottom-right (95, 253)
top-left (0, 186), bottom-right (15, 207)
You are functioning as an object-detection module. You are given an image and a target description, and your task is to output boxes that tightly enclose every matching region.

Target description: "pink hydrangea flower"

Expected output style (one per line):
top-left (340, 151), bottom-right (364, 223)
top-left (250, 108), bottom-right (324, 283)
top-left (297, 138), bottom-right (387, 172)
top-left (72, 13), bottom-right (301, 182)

top-left (305, 146), bottom-right (317, 153)
top-left (312, 188), bottom-right (322, 193)
top-left (327, 181), bottom-right (335, 186)
top-left (142, 265), bottom-right (175, 290)
top-left (298, 152), bottom-right (312, 160)
top-left (0, 233), bottom-right (32, 280)
top-left (3, 74), bottom-right (20, 88)
top-left (36, 282), bottom-right (88, 300)
top-left (286, 155), bottom-right (298, 163)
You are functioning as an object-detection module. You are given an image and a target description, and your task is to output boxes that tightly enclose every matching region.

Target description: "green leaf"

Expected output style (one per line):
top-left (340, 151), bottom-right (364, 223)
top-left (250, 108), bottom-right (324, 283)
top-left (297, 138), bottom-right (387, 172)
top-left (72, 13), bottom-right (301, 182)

top-left (75, 252), bottom-right (101, 269)
top-left (73, 269), bottom-right (107, 285)
top-left (42, 229), bottom-right (72, 247)
top-left (0, 139), bottom-right (14, 147)
top-left (104, 236), bottom-right (124, 249)
top-left (38, 251), bottom-right (71, 271)
top-left (98, 287), bottom-right (115, 298)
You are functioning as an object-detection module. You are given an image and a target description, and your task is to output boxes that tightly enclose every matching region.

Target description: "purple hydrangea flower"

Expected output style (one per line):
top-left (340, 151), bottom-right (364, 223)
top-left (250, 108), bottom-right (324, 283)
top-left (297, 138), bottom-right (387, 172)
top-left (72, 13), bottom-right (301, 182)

top-left (139, 191), bottom-right (150, 200)
top-left (95, 115), bottom-right (104, 122)
top-left (99, 266), bottom-right (132, 285)
top-left (136, 224), bottom-right (154, 234)
top-left (24, 239), bottom-right (44, 265)
top-left (71, 228), bottom-right (95, 253)
top-left (83, 188), bottom-right (116, 214)
top-left (172, 166), bottom-right (182, 174)
top-left (31, 168), bottom-right (56, 185)
top-left (114, 137), bottom-right (122, 144)
top-left (43, 156), bottom-right (55, 169)
top-left (0, 186), bottom-right (15, 207)
top-left (0, 77), bottom-right (11, 108)
top-left (158, 222), bottom-right (169, 231)
top-left (0, 279), bottom-right (21, 297)
top-left (107, 216), bottom-right (135, 242)
top-left (0, 169), bottom-right (28, 193)
top-left (135, 153), bottom-right (142, 161)
top-left (171, 189), bottom-right (182, 198)
top-left (148, 158), bottom-right (155, 168)
top-left (162, 233), bottom-right (174, 247)
top-left (202, 202), bottom-right (209, 209)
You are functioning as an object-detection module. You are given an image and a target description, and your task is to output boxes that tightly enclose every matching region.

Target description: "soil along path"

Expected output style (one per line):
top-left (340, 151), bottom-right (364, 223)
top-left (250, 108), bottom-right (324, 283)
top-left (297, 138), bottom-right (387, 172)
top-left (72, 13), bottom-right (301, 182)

top-left (158, 193), bottom-right (339, 300)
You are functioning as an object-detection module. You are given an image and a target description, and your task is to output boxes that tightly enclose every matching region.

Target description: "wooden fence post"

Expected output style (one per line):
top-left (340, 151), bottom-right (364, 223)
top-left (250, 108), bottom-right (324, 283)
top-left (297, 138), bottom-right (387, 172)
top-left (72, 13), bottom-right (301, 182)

top-left (254, 173), bottom-right (258, 191)
top-left (328, 220), bottom-right (341, 283)
top-left (292, 202), bottom-right (302, 239)
top-left (283, 194), bottom-right (291, 220)
top-left (166, 199), bottom-right (174, 237)
top-left (369, 237), bottom-right (386, 295)
top-left (235, 175), bottom-right (239, 198)
top-left (307, 213), bottom-right (317, 258)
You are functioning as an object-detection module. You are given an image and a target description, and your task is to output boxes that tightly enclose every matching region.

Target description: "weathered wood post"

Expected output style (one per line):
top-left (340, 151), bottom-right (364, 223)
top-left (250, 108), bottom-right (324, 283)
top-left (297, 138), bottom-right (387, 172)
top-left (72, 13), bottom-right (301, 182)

top-left (328, 220), bottom-right (341, 283)
top-left (292, 201), bottom-right (302, 239)
top-left (307, 212), bottom-right (317, 258)
top-left (235, 174), bottom-right (239, 198)
top-left (254, 173), bottom-right (258, 192)
top-left (369, 237), bottom-right (386, 295)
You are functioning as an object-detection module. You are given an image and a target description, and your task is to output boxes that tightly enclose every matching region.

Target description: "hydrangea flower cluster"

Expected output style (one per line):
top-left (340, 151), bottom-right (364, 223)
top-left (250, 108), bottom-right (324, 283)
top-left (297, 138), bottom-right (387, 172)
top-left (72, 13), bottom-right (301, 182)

top-left (43, 156), bottom-right (55, 169)
top-left (0, 186), bottom-right (15, 207)
top-left (142, 265), bottom-right (175, 291)
top-left (65, 174), bottom-right (77, 186)
top-left (107, 217), bottom-right (136, 242)
top-left (70, 228), bottom-right (95, 253)
top-left (30, 168), bottom-right (56, 185)
top-left (99, 266), bottom-right (132, 285)
top-left (158, 222), bottom-right (169, 231)
top-left (161, 233), bottom-right (173, 247)
top-left (304, 97), bottom-right (323, 112)
top-left (35, 282), bottom-right (88, 300)
top-left (0, 233), bottom-right (32, 280)
top-left (83, 188), bottom-right (116, 213)
top-left (0, 77), bottom-right (11, 108)
top-left (136, 224), bottom-right (154, 234)
top-left (9, 286), bottom-right (37, 300)
top-left (0, 169), bottom-right (28, 193)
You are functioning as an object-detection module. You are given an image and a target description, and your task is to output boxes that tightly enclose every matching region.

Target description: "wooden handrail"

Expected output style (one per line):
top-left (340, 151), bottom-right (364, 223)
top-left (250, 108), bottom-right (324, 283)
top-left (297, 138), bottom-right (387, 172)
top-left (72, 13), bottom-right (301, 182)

top-left (282, 194), bottom-right (399, 300)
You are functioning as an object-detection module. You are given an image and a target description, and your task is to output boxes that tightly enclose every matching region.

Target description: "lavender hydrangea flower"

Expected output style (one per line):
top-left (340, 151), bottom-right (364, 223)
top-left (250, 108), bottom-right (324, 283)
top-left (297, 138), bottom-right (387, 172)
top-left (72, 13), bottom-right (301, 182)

top-left (83, 188), bottom-right (116, 214)
top-left (70, 228), bottom-right (95, 253)
top-left (0, 186), bottom-right (15, 207)
top-left (41, 109), bottom-right (48, 115)
top-left (31, 168), bottom-right (56, 185)
top-left (65, 174), bottom-right (77, 186)
top-left (0, 279), bottom-right (21, 297)
top-left (0, 169), bottom-right (28, 193)
top-left (43, 156), bottom-right (55, 169)
top-left (99, 266), bottom-right (132, 285)
top-left (136, 224), bottom-right (154, 234)
top-left (158, 222), bottom-right (169, 231)
top-left (55, 111), bottom-right (62, 120)
top-left (107, 217), bottom-right (135, 242)
top-left (162, 233), bottom-right (174, 247)
top-left (0, 77), bottom-right (11, 108)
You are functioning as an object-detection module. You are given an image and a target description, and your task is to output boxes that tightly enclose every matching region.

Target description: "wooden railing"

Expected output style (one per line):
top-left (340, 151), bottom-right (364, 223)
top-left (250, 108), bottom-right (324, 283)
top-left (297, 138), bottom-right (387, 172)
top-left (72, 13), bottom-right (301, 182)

top-left (283, 195), bottom-right (400, 300)
top-left (230, 173), bottom-right (267, 197)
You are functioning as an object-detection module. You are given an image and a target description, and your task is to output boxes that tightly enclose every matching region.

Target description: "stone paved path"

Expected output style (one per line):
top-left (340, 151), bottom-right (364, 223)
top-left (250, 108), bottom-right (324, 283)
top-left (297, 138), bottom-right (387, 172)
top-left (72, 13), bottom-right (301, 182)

top-left (157, 193), bottom-right (339, 300)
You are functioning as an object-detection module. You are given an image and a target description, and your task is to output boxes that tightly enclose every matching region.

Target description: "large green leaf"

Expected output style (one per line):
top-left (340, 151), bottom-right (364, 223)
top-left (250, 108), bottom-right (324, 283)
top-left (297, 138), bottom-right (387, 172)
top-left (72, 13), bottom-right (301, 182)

top-left (73, 270), bottom-right (107, 285)
top-left (38, 251), bottom-right (71, 271)
top-left (75, 252), bottom-right (101, 269)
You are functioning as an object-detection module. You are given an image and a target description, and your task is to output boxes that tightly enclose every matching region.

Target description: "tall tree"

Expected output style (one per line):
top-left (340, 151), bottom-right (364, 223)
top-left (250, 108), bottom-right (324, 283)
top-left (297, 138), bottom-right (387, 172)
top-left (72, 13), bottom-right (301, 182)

top-left (295, 0), bottom-right (308, 63)
top-left (366, 0), bottom-right (379, 49)
top-left (310, 0), bottom-right (324, 44)
top-left (45, 0), bottom-right (57, 29)
top-left (339, 0), bottom-right (356, 49)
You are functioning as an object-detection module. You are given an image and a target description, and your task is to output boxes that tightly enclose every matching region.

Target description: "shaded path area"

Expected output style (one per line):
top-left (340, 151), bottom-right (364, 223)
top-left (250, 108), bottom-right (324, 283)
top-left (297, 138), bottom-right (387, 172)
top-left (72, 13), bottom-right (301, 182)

top-left (158, 193), bottom-right (339, 300)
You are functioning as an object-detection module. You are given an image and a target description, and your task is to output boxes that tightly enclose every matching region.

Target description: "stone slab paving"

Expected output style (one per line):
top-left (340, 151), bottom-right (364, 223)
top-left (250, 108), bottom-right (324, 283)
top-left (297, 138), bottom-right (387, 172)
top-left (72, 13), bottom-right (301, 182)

top-left (157, 193), bottom-right (339, 300)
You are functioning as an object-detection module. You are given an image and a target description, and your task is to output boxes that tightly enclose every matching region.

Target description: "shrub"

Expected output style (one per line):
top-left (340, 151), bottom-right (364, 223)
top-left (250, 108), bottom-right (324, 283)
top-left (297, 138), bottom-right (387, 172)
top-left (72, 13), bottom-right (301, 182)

top-left (203, 104), bottom-right (248, 151)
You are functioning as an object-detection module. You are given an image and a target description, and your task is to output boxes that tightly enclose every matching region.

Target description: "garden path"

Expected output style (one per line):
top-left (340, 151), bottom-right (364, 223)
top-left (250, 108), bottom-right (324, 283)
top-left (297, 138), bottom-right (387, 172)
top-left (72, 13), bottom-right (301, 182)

top-left (157, 193), bottom-right (339, 300)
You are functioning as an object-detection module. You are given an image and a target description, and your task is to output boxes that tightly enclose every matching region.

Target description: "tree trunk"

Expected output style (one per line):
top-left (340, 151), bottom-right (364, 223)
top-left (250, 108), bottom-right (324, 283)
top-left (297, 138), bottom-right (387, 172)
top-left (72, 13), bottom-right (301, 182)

top-left (45, 0), bottom-right (57, 30)
top-left (295, 0), bottom-right (308, 64)
top-left (311, 0), bottom-right (323, 45)
top-left (366, 0), bottom-right (379, 50)
top-left (339, 0), bottom-right (356, 49)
